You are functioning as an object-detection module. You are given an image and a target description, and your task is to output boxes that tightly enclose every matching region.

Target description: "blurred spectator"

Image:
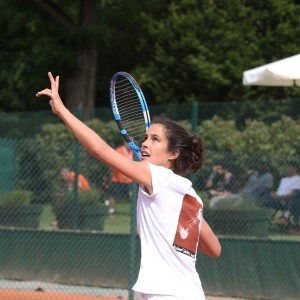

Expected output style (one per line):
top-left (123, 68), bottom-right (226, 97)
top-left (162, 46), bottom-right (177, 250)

top-left (207, 160), bottom-right (273, 208)
top-left (51, 168), bottom-right (91, 226)
top-left (240, 160), bottom-right (274, 204)
top-left (97, 173), bottom-right (110, 197)
top-left (205, 160), bottom-right (237, 207)
top-left (108, 141), bottom-right (134, 218)
top-left (60, 168), bottom-right (91, 191)
top-left (287, 190), bottom-right (300, 234)
top-left (263, 161), bottom-right (300, 225)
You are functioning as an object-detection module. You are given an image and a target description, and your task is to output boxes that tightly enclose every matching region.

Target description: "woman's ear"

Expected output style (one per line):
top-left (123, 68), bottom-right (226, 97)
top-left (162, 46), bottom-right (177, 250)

top-left (169, 150), bottom-right (180, 161)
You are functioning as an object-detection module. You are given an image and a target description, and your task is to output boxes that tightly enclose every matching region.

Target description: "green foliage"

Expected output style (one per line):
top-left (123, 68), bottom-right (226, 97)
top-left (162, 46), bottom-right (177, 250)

top-left (85, 119), bottom-right (120, 146)
top-left (210, 198), bottom-right (260, 211)
top-left (187, 115), bottom-right (300, 190)
top-left (198, 116), bottom-right (244, 152)
top-left (135, 0), bottom-right (300, 104)
top-left (268, 116), bottom-right (300, 157)
top-left (62, 189), bottom-right (102, 206)
top-left (36, 123), bottom-right (75, 142)
top-left (1, 0), bottom-right (300, 112)
top-left (197, 190), bottom-right (210, 207)
top-left (36, 118), bottom-right (119, 144)
top-left (0, 0), bottom-right (74, 112)
top-left (196, 115), bottom-right (300, 158)
top-left (27, 118), bottom-right (117, 203)
top-left (11, 113), bottom-right (300, 206)
top-left (0, 190), bottom-right (32, 206)
top-left (239, 119), bottom-right (272, 154)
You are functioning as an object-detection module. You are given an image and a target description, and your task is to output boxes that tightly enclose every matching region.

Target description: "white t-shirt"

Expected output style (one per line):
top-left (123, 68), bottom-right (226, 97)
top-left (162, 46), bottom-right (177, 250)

top-left (276, 175), bottom-right (300, 196)
top-left (132, 163), bottom-right (205, 299)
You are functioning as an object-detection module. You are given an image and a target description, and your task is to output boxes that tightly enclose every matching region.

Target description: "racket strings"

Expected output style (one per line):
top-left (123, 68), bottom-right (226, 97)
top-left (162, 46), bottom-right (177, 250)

top-left (115, 79), bottom-right (146, 146)
top-left (114, 82), bottom-right (138, 101)
top-left (115, 81), bottom-right (140, 108)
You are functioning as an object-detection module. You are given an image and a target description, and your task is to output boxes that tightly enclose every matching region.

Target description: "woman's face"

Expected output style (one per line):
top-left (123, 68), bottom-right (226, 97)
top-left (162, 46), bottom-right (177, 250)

top-left (140, 123), bottom-right (178, 169)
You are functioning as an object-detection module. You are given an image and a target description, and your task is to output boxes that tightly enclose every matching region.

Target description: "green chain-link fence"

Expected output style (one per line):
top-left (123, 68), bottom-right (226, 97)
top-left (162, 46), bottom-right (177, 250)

top-left (0, 101), bottom-right (300, 299)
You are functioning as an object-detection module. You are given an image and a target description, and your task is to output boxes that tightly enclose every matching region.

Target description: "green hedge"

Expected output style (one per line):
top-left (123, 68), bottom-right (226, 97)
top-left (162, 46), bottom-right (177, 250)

top-left (197, 115), bottom-right (300, 157)
top-left (12, 116), bottom-right (300, 204)
top-left (0, 190), bottom-right (32, 206)
top-left (35, 115), bottom-right (300, 159)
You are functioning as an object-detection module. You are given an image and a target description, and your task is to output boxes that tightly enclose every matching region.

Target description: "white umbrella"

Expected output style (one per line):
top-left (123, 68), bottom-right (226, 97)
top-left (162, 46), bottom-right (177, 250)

top-left (243, 53), bottom-right (300, 86)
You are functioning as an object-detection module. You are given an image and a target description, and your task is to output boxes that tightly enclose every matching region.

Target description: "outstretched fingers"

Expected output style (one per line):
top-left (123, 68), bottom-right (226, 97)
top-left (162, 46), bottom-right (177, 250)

top-left (36, 72), bottom-right (63, 115)
top-left (48, 72), bottom-right (59, 93)
top-left (36, 72), bottom-right (59, 98)
top-left (56, 74), bottom-right (60, 90)
top-left (36, 88), bottom-right (52, 98)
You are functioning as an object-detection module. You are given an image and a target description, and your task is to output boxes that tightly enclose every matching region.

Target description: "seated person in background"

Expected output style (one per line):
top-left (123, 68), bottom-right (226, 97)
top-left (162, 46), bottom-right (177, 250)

top-left (60, 168), bottom-right (91, 191)
top-left (287, 190), bottom-right (300, 234)
top-left (208, 160), bottom-right (273, 208)
top-left (262, 161), bottom-right (300, 225)
top-left (205, 160), bottom-right (237, 207)
top-left (240, 160), bottom-right (274, 205)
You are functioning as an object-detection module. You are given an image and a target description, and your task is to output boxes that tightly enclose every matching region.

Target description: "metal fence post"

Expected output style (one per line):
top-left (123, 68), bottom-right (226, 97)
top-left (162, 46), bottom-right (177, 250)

top-left (191, 101), bottom-right (199, 133)
top-left (128, 182), bottom-right (138, 300)
top-left (72, 107), bottom-right (82, 229)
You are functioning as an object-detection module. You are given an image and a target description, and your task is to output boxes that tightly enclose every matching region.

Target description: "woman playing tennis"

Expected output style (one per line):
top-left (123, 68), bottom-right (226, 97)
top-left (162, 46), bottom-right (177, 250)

top-left (36, 72), bottom-right (221, 300)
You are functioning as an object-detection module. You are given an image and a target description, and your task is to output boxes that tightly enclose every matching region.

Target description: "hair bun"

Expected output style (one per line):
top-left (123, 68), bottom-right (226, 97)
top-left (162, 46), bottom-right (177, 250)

top-left (189, 135), bottom-right (206, 172)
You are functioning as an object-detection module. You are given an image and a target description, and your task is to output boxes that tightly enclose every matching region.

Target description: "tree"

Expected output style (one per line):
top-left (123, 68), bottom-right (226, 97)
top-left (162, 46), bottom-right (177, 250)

top-left (134, 0), bottom-right (300, 104)
top-left (0, 0), bottom-right (146, 116)
top-left (1, 0), bottom-right (300, 114)
top-left (0, 0), bottom-right (99, 117)
top-left (34, 0), bottom-right (98, 119)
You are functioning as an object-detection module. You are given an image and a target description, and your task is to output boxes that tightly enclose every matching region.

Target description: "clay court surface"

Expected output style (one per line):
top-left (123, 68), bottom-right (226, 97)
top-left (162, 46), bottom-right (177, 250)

top-left (0, 290), bottom-right (238, 300)
top-left (0, 290), bottom-right (242, 300)
top-left (0, 290), bottom-right (120, 300)
top-left (0, 280), bottom-right (247, 300)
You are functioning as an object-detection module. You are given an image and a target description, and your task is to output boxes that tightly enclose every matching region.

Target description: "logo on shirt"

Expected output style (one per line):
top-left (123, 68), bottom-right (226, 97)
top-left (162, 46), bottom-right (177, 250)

top-left (173, 194), bottom-right (202, 257)
top-left (173, 244), bottom-right (196, 258)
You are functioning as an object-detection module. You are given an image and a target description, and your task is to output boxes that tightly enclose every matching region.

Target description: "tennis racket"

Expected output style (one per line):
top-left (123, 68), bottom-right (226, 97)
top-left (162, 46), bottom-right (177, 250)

top-left (110, 72), bottom-right (151, 160)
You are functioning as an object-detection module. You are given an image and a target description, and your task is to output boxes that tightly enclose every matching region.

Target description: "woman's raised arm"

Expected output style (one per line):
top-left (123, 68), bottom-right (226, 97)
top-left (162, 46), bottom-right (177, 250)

top-left (36, 72), bottom-right (151, 188)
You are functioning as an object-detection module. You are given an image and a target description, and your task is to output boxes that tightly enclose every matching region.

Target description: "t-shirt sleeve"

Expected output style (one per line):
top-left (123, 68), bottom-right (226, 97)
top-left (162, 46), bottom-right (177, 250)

top-left (146, 163), bottom-right (192, 198)
top-left (147, 163), bottom-right (172, 197)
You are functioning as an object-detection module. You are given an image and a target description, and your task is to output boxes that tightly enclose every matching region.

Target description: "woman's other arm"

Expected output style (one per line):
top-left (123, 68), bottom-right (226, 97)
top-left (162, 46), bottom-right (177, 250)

top-left (198, 218), bottom-right (221, 258)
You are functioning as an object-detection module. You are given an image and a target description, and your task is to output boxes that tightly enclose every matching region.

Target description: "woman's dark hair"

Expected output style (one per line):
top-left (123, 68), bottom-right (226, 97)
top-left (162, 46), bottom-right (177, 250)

top-left (153, 117), bottom-right (205, 174)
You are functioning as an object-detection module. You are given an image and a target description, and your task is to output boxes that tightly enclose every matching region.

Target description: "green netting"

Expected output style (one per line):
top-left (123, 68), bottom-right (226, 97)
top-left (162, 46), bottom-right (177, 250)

top-left (0, 101), bottom-right (299, 300)
top-left (0, 139), bottom-right (16, 193)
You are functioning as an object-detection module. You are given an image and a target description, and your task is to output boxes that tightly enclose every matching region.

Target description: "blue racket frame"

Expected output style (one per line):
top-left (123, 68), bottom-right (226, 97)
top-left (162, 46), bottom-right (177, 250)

top-left (110, 72), bottom-right (151, 160)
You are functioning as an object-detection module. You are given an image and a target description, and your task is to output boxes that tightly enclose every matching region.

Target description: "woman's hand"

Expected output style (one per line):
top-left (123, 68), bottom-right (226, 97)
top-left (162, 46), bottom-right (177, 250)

top-left (36, 72), bottom-right (65, 115)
